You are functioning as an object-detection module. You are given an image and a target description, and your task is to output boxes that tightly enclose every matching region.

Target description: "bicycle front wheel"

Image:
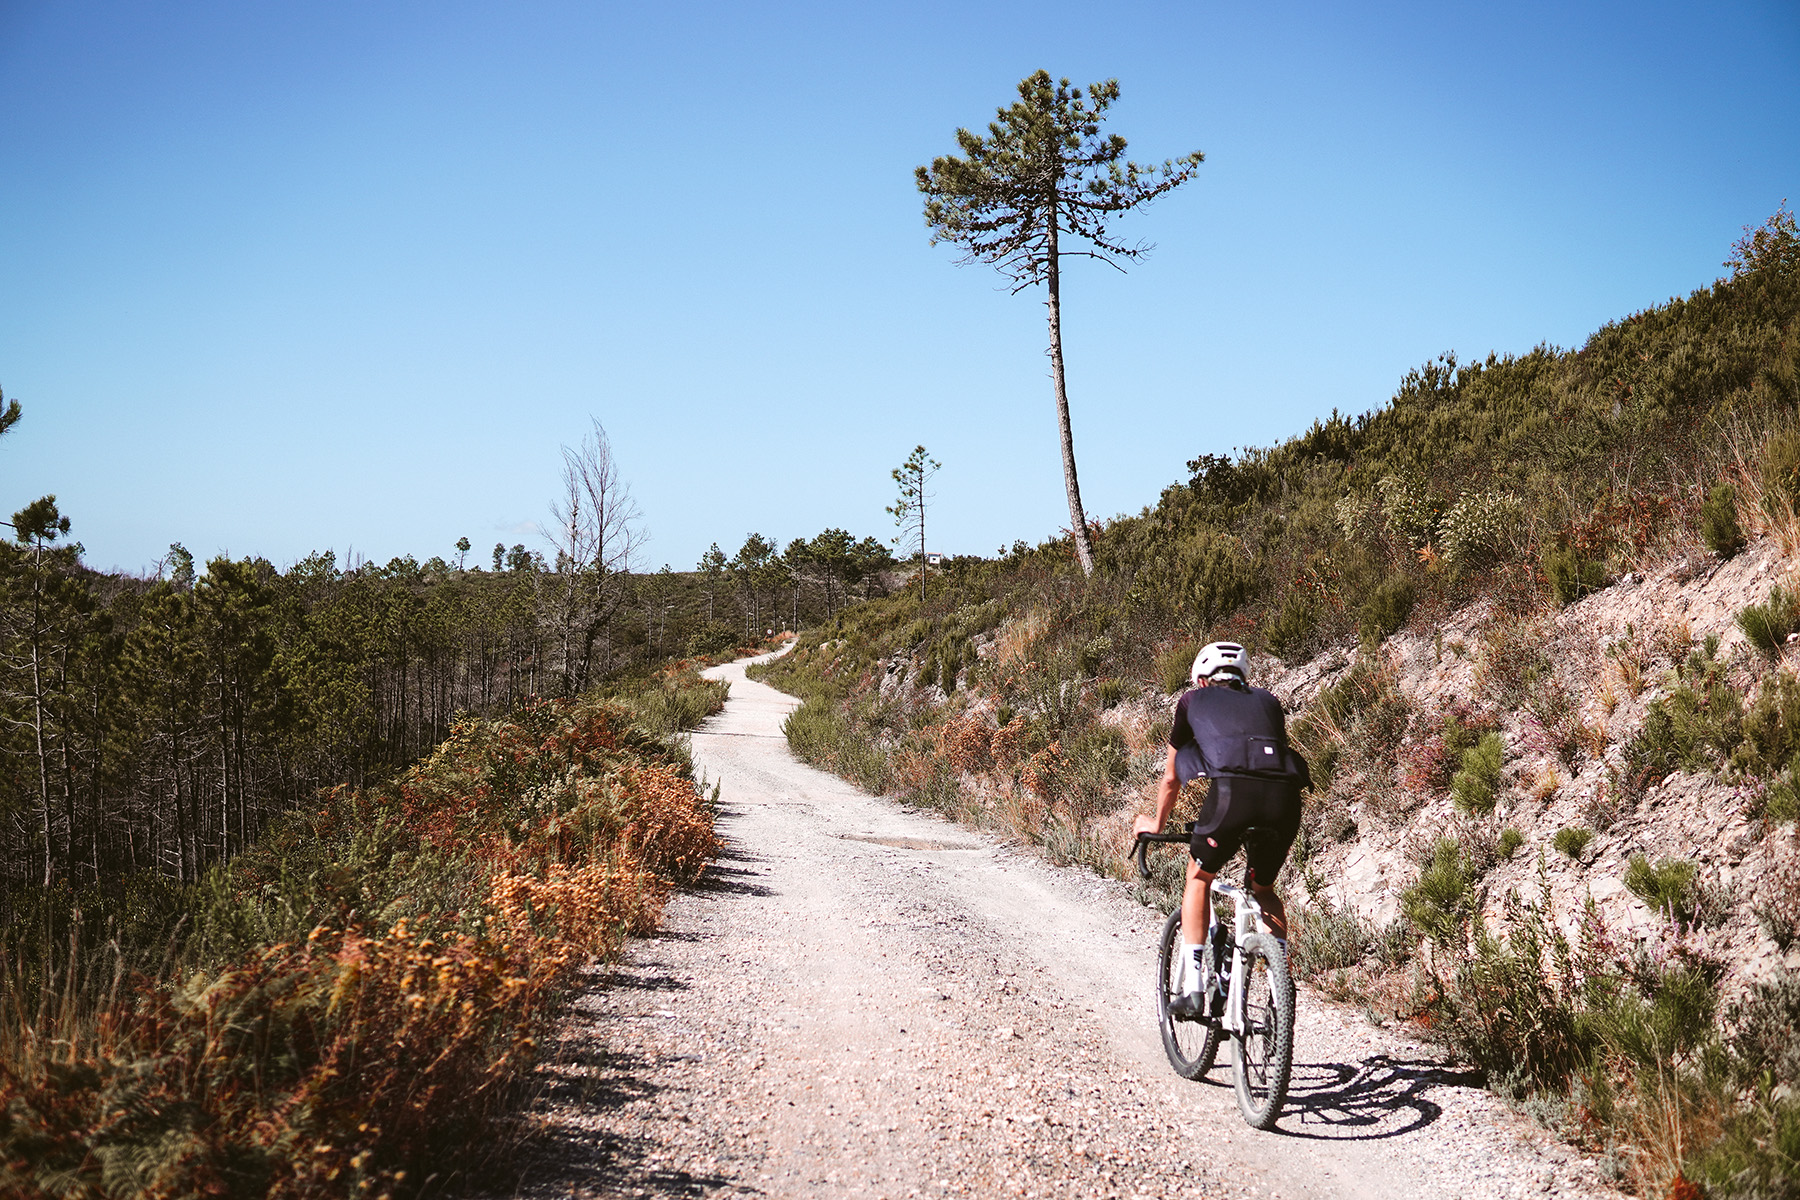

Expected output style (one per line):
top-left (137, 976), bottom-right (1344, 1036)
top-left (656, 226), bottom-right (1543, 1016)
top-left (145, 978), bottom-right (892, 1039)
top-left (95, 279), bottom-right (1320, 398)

top-left (1156, 909), bottom-right (1221, 1080)
top-left (1231, 932), bottom-right (1295, 1129)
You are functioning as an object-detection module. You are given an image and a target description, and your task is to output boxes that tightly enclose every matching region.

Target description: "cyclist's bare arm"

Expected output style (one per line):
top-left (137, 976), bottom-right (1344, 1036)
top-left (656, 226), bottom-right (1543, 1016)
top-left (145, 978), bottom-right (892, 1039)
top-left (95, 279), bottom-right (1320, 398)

top-left (1133, 747), bottom-right (1181, 838)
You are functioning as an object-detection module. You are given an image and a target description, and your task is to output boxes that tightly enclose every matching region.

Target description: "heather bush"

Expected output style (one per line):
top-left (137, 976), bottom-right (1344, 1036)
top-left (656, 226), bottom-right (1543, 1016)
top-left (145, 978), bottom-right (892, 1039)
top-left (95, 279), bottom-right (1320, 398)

top-left (1439, 489), bottom-right (1524, 571)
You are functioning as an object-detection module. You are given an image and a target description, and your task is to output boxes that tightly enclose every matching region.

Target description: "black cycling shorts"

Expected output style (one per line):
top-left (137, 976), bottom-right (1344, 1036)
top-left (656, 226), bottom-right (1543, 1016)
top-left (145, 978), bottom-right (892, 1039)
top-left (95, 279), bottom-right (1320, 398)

top-left (1188, 775), bottom-right (1302, 883)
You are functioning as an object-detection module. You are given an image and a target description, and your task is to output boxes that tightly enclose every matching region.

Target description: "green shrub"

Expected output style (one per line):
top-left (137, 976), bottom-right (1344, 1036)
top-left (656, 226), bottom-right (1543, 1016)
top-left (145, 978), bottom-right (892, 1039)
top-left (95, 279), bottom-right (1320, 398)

top-left (1700, 482), bottom-right (1745, 557)
top-left (1096, 678), bottom-right (1125, 709)
top-left (1157, 639), bottom-right (1202, 695)
top-left (1358, 573), bottom-right (1416, 643)
top-left (1726, 969), bottom-right (1800, 1090)
top-left (1622, 853), bottom-right (1698, 922)
top-left (1765, 771), bottom-right (1800, 823)
top-left (1439, 490), bottom-right (1524, 571)
top-left (1735, 585), bottom-right (1800, 657)
top-left (1401, 838), bottom-right (1476, 942)
top-left (1378, 473), bottom-right (1439, 544)
top-left (1066, 724), bottom-right (1129, 787)
top-left (1474, 614), bottom-right (1551, 709)
top-left (1437, 891), bottom-right (1589, 1089)
top-left (1451, 732), bottom-right (1506, 814)
top-left (686, 620), bottom-right (738, 656)
top-left (1585, 955), bottom-right (1720, 1067)
top-left (782, 699), bottom-right (892, 794)
top-left (620, 673), bottom-right (730, 734)
top-left (1552, 826), bottom-right (1592, 859)
top-left (1628, 673), bottom-right (1746, 786)
top-left (1289, 892), bottom-right (1375, 976)
top-left (1497, 827), bottom-right (1524, 859)
top-left (1733, 670), bottom-right (1800, 776)
top-left (1543, 545), bottom-right (1606, 606)
top-left (1076, 634), bottom-right (1113, 677)
top-left (1692, 1096), bottom-right (1800, 1200)
top-left (1761, 428), bottom-right (1800, 519)
top-left (1263, 594), bottom-right (1314, 659)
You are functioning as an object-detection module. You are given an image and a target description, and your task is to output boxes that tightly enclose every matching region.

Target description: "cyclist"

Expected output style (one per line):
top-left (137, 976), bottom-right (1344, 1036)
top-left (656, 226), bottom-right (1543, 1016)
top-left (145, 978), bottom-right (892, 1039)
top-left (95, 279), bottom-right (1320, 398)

top-left (1133, 641), bottom-right (1308, 1020)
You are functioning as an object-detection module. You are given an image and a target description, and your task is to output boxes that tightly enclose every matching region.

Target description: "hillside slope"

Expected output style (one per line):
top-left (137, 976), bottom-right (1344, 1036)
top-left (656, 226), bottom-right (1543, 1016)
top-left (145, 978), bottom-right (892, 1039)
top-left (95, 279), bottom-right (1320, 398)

top-left (754, 209), bottom-right (1800, 1197)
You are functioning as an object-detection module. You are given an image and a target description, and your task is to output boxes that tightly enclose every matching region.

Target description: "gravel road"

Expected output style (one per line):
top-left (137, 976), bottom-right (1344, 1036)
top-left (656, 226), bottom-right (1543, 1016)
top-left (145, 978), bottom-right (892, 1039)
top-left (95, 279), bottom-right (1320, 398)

top-left (500, 652), bottom-right (1618, 1200)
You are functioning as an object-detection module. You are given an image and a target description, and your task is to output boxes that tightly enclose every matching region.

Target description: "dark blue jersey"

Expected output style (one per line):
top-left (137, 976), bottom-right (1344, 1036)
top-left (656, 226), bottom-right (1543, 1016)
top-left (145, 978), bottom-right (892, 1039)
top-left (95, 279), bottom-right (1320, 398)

top-left (1169, 683), bottom-right (1310, 789)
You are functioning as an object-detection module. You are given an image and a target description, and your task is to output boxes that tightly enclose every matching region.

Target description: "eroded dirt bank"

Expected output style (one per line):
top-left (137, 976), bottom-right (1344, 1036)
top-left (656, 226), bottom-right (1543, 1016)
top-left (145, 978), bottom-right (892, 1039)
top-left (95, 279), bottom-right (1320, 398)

top-left (498, 653), bottom-right (1616, 1200)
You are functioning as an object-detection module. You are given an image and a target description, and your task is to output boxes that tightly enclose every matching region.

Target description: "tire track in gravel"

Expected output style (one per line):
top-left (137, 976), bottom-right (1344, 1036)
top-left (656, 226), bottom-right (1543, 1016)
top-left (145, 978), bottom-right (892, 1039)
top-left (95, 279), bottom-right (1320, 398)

top-left (500, 650), bottom-right (1619, 1200)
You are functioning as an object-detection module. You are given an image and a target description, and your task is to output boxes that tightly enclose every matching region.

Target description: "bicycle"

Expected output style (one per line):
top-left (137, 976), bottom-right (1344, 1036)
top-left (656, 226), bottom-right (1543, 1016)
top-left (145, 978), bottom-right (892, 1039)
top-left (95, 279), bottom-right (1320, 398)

top-left (1133, 822), bottom-right (1296, 1129)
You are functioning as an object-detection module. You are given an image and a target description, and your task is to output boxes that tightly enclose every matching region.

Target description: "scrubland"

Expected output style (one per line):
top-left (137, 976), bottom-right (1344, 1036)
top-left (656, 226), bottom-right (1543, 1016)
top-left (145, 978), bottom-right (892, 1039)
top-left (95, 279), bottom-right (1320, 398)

top-left (0, 665), bottom-right (728, 1198)
top-left (753, 209), bottom-right (1800, 1198)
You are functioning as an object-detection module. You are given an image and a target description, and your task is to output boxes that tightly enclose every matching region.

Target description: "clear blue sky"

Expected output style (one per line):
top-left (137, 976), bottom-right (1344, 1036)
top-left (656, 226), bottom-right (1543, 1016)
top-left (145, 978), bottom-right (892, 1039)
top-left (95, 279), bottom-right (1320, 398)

top-left (3, 1), bottom-right (1797, 575)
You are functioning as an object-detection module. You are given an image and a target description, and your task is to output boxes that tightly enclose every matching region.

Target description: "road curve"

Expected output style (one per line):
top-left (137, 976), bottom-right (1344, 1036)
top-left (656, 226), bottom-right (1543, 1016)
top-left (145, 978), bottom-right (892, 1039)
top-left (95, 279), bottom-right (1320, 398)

top-left (500, 650), bottom-right (1615, 1200)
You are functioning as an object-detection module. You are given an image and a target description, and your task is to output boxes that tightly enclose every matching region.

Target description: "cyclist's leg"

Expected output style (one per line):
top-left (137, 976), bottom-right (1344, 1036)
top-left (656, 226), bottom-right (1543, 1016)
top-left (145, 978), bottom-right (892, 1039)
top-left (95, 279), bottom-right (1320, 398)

top-left (1248, 879), bottom-right (1287, 939)
top-left (1242, 787), bottom-right (1302, 940)
top-left (1182, 856), bottom-right (1214, 945)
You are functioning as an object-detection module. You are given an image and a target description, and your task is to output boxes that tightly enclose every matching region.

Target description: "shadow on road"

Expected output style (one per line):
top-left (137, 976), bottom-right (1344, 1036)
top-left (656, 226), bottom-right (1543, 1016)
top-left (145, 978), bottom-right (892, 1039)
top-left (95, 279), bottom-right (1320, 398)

top-left (694, 862), bottom-right (776, 898)
top-left (503, 1047), bottom-right (750, 1199)
top-left (1264, 1053), bottom-right (1483, 1140)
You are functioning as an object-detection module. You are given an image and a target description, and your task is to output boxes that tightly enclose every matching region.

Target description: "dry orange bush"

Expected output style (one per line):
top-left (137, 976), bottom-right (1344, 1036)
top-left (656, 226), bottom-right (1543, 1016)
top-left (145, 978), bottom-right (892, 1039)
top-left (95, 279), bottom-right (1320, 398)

top-left (0, 697), bottom-right (718, 1199)
top-left (936, 712), bottom-right (994, 773)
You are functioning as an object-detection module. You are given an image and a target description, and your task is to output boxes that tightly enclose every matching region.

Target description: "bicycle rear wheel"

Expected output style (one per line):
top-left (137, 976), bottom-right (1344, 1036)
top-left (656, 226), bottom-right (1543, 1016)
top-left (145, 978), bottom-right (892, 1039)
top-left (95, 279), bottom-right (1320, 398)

top-left (1156, 909), bottom-right (1221, 1079)
top-left (1231, 932), bottom-right (1295, 1129)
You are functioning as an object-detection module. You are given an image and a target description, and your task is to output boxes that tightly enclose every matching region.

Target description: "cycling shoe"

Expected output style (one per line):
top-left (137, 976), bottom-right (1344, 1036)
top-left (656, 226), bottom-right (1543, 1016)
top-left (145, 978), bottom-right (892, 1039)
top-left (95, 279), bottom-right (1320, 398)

top-left (1168, 990), bottom-right (1213, 1022)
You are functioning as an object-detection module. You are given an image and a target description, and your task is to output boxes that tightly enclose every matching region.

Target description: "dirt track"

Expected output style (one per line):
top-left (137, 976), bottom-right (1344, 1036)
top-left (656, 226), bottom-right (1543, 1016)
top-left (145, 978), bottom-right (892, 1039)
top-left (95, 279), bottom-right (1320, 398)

top-left (500, 651), bottom-right (1617, 1200)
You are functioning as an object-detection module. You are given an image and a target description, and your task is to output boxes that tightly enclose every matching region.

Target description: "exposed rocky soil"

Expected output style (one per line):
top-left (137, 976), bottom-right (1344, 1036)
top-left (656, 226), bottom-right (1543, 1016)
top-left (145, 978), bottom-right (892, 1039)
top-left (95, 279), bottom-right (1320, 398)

top-left (1255, 537), bottom-right (1800, 996)
top-left (494, 652), bottom-right (1619, 1200)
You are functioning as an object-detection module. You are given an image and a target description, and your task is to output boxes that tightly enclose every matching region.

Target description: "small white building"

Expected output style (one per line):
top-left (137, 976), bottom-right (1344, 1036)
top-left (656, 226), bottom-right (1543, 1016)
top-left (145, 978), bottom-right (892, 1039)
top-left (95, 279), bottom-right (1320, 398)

top-left (925, 552), bottom-right (944, 566)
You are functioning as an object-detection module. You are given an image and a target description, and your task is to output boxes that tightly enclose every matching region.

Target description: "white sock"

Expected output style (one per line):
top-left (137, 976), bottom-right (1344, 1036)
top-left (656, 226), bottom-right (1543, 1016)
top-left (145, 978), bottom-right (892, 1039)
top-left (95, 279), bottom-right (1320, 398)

top-left (1181, 943), bottom-right (1205, 992)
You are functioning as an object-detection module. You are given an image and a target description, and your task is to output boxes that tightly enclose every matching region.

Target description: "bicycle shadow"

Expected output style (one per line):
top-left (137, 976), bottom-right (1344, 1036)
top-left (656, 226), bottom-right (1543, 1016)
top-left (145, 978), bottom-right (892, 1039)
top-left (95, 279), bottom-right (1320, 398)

top-left (1255, 1053), bottom-right (1484, 1140)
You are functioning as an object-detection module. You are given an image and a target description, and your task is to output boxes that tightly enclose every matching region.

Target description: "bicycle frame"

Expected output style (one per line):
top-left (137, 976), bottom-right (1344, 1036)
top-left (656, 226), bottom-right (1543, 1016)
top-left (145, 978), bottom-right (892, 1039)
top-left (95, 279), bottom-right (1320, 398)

top-left (1208, 876), bottom-right (1262, 1037)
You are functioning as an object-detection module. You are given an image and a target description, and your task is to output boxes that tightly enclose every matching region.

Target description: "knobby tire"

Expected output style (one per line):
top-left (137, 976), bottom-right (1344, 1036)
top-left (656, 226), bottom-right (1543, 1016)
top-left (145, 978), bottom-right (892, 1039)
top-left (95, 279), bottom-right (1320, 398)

top-left (1231, 932), bottom-right (1295, 1129)
top-left (1156, 909), bottom-right (1222, 1080)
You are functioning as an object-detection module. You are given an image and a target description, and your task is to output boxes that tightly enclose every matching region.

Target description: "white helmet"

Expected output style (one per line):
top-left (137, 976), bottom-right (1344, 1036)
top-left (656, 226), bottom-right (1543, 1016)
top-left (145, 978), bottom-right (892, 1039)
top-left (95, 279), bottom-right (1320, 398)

top-left (1190, 641), bottom-right (1248, 685)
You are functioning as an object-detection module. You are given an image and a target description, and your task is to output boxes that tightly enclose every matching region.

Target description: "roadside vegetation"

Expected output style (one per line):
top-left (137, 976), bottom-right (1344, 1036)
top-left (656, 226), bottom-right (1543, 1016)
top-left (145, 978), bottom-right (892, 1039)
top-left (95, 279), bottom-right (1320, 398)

top-left (0, 667), bottom-right (727, 1197)
top-left (756, 206), bottom-right (1800, 1197)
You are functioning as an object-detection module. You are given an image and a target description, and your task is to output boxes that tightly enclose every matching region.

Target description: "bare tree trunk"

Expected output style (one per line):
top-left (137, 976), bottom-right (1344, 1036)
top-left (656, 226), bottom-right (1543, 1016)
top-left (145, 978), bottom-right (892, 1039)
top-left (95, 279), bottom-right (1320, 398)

top-left (28, 550), bottom-right (54, 887)
top-left (918, 467), bottom-right (927, 602)
top-left (1045, 214), bottom-right (1095, 575)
